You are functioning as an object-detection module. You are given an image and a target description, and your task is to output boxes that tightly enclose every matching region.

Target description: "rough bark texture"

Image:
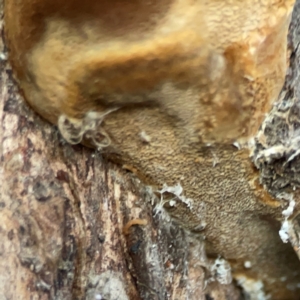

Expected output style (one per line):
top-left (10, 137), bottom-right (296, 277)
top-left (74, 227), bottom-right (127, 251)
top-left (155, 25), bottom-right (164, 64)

top-left (0, 1), bottom-right (241, 300)
top-left (254, 2), bottom-right (300, 262)
top-left (2, 1), bottom-right (300, 300)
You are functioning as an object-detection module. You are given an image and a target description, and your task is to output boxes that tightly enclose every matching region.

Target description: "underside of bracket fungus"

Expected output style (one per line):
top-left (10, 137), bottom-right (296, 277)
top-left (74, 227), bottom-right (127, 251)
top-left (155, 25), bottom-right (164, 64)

top-left (4, 0), bottom-right (300, 298)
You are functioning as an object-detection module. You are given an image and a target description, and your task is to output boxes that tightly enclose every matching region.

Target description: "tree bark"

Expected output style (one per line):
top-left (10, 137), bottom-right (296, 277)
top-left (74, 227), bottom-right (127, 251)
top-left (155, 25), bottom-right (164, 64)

top-left (0, 1), bottom-right (241, 299)
top-left (2, 1), bottom-right (300, 300)
top-left (253, 1), bottom-right (300, 261)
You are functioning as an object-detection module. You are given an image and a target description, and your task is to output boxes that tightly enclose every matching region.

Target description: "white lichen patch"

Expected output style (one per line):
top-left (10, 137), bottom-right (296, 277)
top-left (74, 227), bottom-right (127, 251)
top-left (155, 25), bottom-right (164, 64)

top-left (279, 220), bottom-right (292, 243)
top-left (210, 257), bottom-right (232, 285)
top-left (236, 276), bottom-right (269, 300)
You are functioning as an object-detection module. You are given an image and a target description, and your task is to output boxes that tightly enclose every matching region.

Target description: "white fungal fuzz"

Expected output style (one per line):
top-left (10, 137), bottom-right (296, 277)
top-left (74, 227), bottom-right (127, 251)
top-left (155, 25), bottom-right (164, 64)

top-left (210, 257), bottom-right (232, 285)
top-left (278, 193), bottom-right (295, 243)
top-left (158, 183), bottom-right (193, 208)
top-left (282, 199), bottom-right (295, 218)
top-left (58, 108), bottom-right (118, 149)
top-left (153, 198), bottom-right (171, 222)
top-left (139, 131), bottom-right (151, 143)
top-left (0, 52), bottom-right (7, 61)
top-left (169, 200), bottom-right (176, 207)
top-left (236, 276), bottom-right (269, 300)
top-left (153, 183), bottom-right (193, 222)
top-left (233, 141), bottom-right (241, 149)
top-left (158, 183), bottom-right (183, 196)
top-left (58, 115), bottom-right (84, 144)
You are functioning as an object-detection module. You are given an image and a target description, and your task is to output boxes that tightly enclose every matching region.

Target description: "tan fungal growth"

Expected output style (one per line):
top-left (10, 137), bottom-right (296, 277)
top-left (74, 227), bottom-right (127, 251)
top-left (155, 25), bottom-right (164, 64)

top-left (5, 0), bottom-right (300, 299)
